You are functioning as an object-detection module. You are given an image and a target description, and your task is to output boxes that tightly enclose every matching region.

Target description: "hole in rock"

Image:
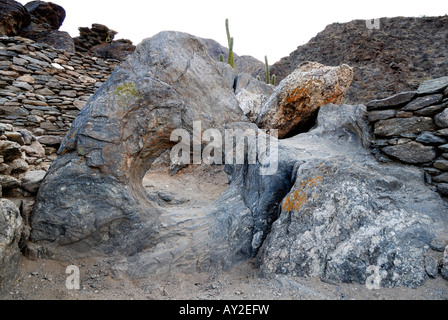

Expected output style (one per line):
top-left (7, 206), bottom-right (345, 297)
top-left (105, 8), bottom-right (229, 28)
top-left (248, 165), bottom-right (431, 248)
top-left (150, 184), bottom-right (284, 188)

top-left (281, 111), bottom-right (319, 139)
top-left (142, 152), bottom-right (230, 209)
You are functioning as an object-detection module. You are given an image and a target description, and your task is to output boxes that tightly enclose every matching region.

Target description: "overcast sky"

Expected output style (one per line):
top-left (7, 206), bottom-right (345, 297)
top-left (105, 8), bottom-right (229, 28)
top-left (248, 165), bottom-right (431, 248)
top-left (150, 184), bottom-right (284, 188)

top-left (17, 0), bottom-right (448, 63)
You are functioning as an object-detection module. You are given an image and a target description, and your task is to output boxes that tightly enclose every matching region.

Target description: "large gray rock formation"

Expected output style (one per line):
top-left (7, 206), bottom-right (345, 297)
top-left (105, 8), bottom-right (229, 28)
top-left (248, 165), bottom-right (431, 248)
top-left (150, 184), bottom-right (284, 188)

top-left (29, 31), bottom-right (448, 289)
top-left (256, 104), bottom-right (448, 288)
top-left (0, 198), bottom-right (23, 296)
top-left (31, 31), bottom-right (246, 256)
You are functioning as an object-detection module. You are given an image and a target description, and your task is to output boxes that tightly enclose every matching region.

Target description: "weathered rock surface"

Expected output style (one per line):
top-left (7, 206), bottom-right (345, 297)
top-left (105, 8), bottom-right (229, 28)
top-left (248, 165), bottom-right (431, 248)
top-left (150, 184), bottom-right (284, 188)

top-left (256, 104), bottom-right (448, 288)
top-left (0, 0), bottom-right (31, 36)
top-left (31, 31), bottom-right (246, 255)
top-left (256, 62), bottom-right (354, 138)
top-left (0, 198), bottom-right (23, 296)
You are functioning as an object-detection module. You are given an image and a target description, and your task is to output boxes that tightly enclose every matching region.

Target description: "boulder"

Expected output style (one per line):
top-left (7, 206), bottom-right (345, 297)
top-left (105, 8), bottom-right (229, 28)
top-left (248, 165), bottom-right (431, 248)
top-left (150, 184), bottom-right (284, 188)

top-left (31, 31), bottom-right (246, 256)
top-left (0, 198), bottom-right (23, 296)
top-left (24, 1), bottom-right (66, 30)
top-left (0, 0), bottom-right (31, 36)
top-left (256, 61), bottom-right (354, 138)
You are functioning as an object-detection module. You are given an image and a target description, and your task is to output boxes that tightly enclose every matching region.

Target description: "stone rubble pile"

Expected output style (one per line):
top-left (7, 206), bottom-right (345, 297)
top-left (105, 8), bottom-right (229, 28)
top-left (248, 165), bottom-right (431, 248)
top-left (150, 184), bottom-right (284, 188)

top-left (368, 76), bottom-right (448, 197)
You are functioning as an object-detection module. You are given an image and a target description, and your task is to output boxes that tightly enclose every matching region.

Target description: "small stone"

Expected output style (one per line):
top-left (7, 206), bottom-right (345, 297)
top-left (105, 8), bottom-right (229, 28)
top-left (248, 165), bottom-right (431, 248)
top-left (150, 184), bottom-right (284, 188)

top-left (414, 103), bottom-right (446, 116)
top-left (368, 110), bottom-right (396, 122)
top-left (442, 246), bottom-right (448, 280)
top-left (417, 76), bottom-right (448, 95)
top-left (16, 75), bottom-right (35, 84)
top-left (4, 132), bottom-right (25, 146)
top-left (396, 111), bottom-right (414, 118)
top-left (59, 90), bottom-right (77, 98)
top-left (433, 173), bottom-right (448, 183)
top-left (424, 254), bottom-right (439, 279)
top-left (402, 94), bottom-right (443, 111)
top-left (416, 132), bottom-right (447, 145)
top-left (437, 183), bottom-right (448, 196)
top-left (382, 142), bottom-right (437, 164)
top-left (22, 170), bottom-right (46, 193)
top-left (435, 108), bottom-right (448, 128)
top-left (366, 91), bottom-right (416, 110)
top-left (434, 160), bottom-right (448, 171)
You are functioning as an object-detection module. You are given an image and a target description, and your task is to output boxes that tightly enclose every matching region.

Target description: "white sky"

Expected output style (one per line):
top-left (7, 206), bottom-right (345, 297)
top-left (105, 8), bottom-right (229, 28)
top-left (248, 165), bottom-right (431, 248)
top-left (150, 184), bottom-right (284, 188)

top-left (17, 0), bottom-right (448, 63)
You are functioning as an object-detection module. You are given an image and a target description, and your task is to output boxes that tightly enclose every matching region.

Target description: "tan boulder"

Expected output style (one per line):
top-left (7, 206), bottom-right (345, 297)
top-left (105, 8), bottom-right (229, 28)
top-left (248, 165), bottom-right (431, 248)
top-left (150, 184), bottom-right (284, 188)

top-left (256, 61), bottom-right (354, 138)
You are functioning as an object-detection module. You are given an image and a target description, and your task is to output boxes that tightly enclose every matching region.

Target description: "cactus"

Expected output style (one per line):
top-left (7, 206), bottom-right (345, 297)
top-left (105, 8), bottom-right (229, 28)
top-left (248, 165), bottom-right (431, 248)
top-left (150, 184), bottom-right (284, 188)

top-left (225, 19), bottom-right (235, 69)
top-left (256, 75), bottom-right (261, 82)
top-left (265, 56), bottom-right (270, 84)
top-left (228, 37), bottom-right (235, 68)
top-left (219, 53), bottom-right (224, 62)
top-left (271, 74), bottom-right (276, 86)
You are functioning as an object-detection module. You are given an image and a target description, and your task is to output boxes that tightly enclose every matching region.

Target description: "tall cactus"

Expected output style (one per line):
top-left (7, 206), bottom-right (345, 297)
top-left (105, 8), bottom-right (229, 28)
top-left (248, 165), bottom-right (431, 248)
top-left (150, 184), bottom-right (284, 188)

top-left (225, 18), bottom-right (235, 69)
top-left (265, 56), bottom-right (270, 84)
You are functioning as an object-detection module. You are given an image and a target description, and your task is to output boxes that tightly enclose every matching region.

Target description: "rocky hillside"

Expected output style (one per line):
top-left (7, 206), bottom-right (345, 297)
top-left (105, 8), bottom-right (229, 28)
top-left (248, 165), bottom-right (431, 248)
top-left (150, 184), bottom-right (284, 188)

top-left (271, 16), bottom-right (448, 104)
top-left (0, 0), bottom-right (135, 60)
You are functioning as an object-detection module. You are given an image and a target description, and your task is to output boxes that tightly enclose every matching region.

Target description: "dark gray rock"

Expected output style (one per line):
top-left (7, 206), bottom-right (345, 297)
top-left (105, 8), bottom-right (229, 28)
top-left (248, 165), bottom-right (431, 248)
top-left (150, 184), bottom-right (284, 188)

top-left (402, 94), bottom-right (443, 111)
top-left (414, 103), bottom-right (446, 116)
top-left (437, 183), bottom-right (448, 196)
top-left (417, 77), bottom-right (448, 95)
top-left (382, 142), bottom-right (437, 164)
top-left (416, 132), bottom-right (447, 145)
top-left (374, 117), bottom-right (436, 137)
top-left (433, 173), bottom-right (448, 183)
top-left (435, 108), bottom-right (448, 128)
top-left (366, 91), bottom-right (416, 111)
top-left (0, 140), bottom-right (22, 162)
top-left (434, 160), bottom-right (448, 171)
top-left (256, 104), bottom-right (448, 288)
top-left (368, 110), bottom-right (396, 122)
top-left (0, 198), bottom-right (23, 296)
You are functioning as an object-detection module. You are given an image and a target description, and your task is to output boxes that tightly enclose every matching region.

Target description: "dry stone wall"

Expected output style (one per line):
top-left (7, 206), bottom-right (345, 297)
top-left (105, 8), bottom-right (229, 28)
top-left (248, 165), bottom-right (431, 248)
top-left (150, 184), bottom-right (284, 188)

top-left (368, 77), bottom-right (448, 197)
top-left (0, 36), bottom-right (119, 145)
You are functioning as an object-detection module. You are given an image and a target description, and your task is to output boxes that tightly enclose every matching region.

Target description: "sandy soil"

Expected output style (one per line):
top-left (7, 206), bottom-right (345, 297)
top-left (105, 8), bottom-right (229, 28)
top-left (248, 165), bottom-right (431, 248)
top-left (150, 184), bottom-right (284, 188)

top-left (2, 165), bottom-right (448, 301)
